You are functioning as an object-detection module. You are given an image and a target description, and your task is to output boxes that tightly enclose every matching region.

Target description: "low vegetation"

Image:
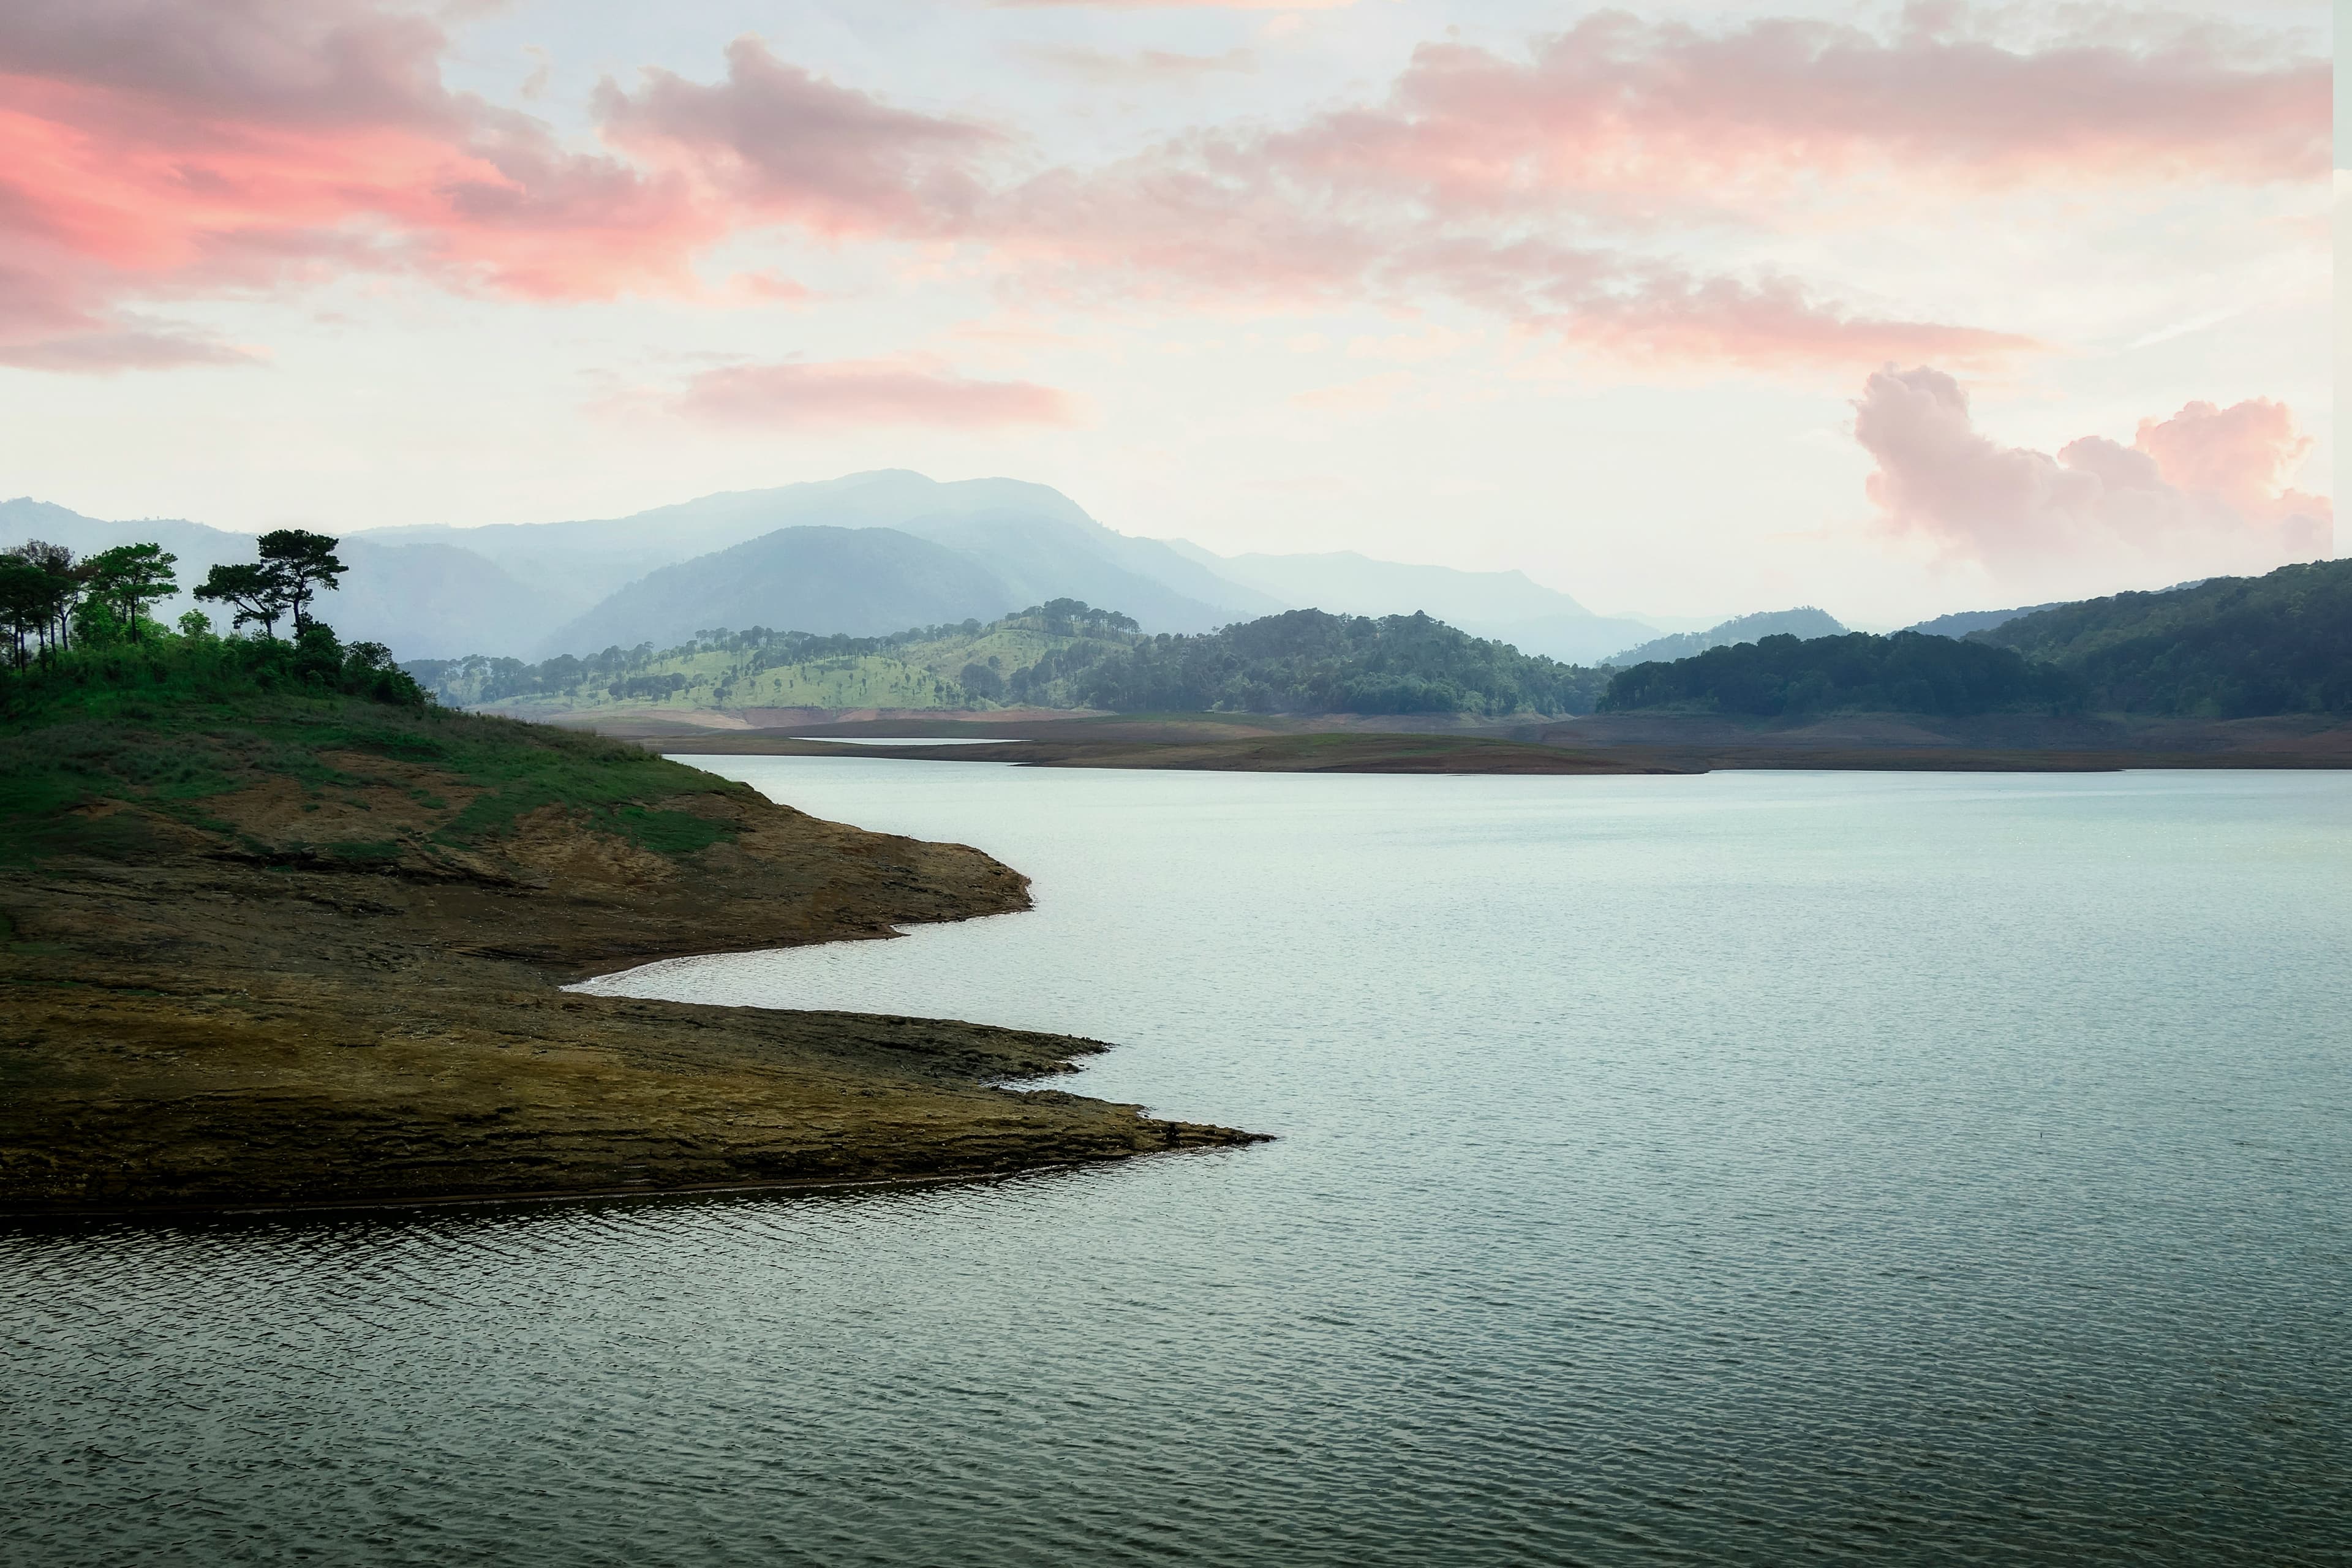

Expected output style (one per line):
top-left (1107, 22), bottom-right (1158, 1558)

top-left (1968, 559), bottom-right (2351, 718)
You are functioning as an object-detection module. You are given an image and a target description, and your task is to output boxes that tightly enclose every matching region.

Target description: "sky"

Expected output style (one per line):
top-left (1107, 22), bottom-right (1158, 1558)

top-left (0, 0), bottom-right (2334, 625)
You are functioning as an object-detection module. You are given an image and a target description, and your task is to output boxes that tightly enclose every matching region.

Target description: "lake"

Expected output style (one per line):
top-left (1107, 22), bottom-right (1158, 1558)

top-left (6, 762), bottom-right (2346, 1564)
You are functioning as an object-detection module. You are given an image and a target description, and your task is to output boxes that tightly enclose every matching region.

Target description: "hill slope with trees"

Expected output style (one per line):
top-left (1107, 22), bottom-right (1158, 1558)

top-left (1967, 559), bottom-right (2351, 717)
top-left (1057, 608), bottom-right (1610, 717)
top-left (414, 602), bottom-right (1613, 719)
top-left (1595, 560), bottom-right (2350, 721)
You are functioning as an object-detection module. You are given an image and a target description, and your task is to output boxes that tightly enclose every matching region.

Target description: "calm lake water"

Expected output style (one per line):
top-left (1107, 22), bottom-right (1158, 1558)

top-left (7, 762), bottom-right (2348, 1565)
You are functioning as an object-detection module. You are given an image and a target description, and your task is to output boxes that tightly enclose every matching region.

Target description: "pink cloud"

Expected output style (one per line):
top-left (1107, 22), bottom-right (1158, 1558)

top-left (1294, 13), bottom-right (2328, 218)
top-left (1857, 366), bottom-right (2332, 595)
top-left (593, 39), bottom-right (1000, 237)
top-left (676, 356), bottom-right (1079, 429)
top-left (0, 3), bottom-right (2323, 378)
top-left (995, 1), bottom-right (1351, 8)
top-left (0, 0), bottom-right (717, 370)
top-left (1024, 45), bottom-right (1256, 82)
top-left (984, 185), bottom-right (2034, 371)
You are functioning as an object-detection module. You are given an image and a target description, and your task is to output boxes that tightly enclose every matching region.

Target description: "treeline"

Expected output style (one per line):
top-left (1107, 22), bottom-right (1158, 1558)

top-left (0, 530), bottom-right (424, 715)
top-left (1028, 609), bottom-right (1611, 717)
top-left (2, 540), bottom-right (181, 665)
top-left (1969, 559), bottom-right (2350, 718)
top-left (1599, 631), bottom-right (2067, 717)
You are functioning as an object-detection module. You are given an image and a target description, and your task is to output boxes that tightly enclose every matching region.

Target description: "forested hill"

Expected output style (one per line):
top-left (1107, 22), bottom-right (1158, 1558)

top-left (1060, 609), bottom-right (1607, 717)
top-left (1598, 631), bottom-right (2065, 717)
top-left (1967, 559), bottom-right (2350, 717)
top-left (409, 602), bottom-right (1611, 718)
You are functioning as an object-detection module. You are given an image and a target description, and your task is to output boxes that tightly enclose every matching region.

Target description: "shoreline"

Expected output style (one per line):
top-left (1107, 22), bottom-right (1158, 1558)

top-left (1, 698), bottom-right (1265, 1216)
top-left (0, 1146), bottom-right (1261, 1224)
top-left (606, 728), bottom-right (2352, 775)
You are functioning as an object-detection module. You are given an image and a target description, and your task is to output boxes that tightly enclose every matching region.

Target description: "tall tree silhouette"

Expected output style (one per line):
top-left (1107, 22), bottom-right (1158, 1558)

top-left (82, 543), bottom-right (178, 643)
top-left (1, 541), bottom-right (80, 655)
top-left (195, 562), bottom-right (291, 639)
top-left (256, 530), bottom-right (347, 632)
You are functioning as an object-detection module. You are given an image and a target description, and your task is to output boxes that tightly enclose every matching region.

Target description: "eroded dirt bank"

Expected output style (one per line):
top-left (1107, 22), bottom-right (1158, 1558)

top-left (1, 737), bottom-right (1258, 1214)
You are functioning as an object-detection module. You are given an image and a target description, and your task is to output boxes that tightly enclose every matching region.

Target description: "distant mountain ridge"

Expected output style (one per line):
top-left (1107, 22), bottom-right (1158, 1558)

top-left (369, 470), bottom-right (1281, 650)
top-left (1605, 607), bottom-right (1846, 666)
top-left (1169, 545), bottom-right (1653, 664)
top-left (0, 498), bottom-right (539, 659)
top-left (542, 527), bottom-right (1021, 652)
top-left (1903, 603), bottom-right (2064, 640)
top-left (7, 472), bottom-right (1654, 665)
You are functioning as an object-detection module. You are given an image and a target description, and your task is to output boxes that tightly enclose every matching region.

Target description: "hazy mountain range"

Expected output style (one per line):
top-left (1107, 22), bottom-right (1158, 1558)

top-left (4, 470), bottom-right (2086, 667)
top-left (0, 497), bottom-right (541, 658)
top-left (4, 473), bottom-right (1657, 662)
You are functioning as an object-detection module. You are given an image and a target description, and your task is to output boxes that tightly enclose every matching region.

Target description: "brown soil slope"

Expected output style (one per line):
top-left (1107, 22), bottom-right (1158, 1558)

top-left (1, 699), bottom-right (1256, 1214)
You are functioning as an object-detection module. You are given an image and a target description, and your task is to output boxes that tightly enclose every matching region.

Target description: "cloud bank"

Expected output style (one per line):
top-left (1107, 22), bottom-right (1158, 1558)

top-left (0, 1), bottom-right (2326, 374)
top-left (1856, 366), bottom-right (2332, 596)
top-left (0, 0), bottom-right (714, 369)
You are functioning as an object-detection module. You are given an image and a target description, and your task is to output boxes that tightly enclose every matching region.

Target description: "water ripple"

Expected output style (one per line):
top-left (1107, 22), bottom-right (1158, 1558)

top-left (8, 767), bottom-right (2348, 1564)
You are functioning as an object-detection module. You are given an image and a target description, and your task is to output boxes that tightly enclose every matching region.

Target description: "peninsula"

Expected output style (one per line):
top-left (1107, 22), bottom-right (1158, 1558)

top-left (0, 616), bottom-right (1257, 1215)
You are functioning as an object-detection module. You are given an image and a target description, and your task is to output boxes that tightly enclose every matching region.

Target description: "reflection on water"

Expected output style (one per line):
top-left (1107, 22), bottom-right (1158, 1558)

top-left (8, 764), bottom-right (2348, 1565)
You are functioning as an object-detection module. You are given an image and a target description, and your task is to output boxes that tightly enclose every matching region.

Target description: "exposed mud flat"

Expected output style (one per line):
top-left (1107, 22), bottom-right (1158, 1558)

top-left (593, 709), bottom-right (2352, 774)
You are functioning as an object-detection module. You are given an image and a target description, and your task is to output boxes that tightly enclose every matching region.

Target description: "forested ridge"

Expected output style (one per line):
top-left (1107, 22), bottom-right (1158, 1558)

top-left (1967, 559), bottom-right (2350, 717)
top-left (1600, 559), bottom-right (2350, 719)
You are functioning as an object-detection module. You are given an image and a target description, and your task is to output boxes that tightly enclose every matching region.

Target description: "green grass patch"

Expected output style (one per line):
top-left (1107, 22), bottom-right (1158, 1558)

top-left (3, 637), bottom-right (752, 868)
top-left (609, 806), bottom-right (733, 856)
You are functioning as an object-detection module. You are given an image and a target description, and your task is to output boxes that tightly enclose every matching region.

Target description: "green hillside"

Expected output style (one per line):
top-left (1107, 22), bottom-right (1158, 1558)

top-left (410, 601), bottom-right (1610, 718)
top-left (1596, 559), bottom-right (2350, 720)
top-left (1968, 559), bottom-right (2351, 717)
